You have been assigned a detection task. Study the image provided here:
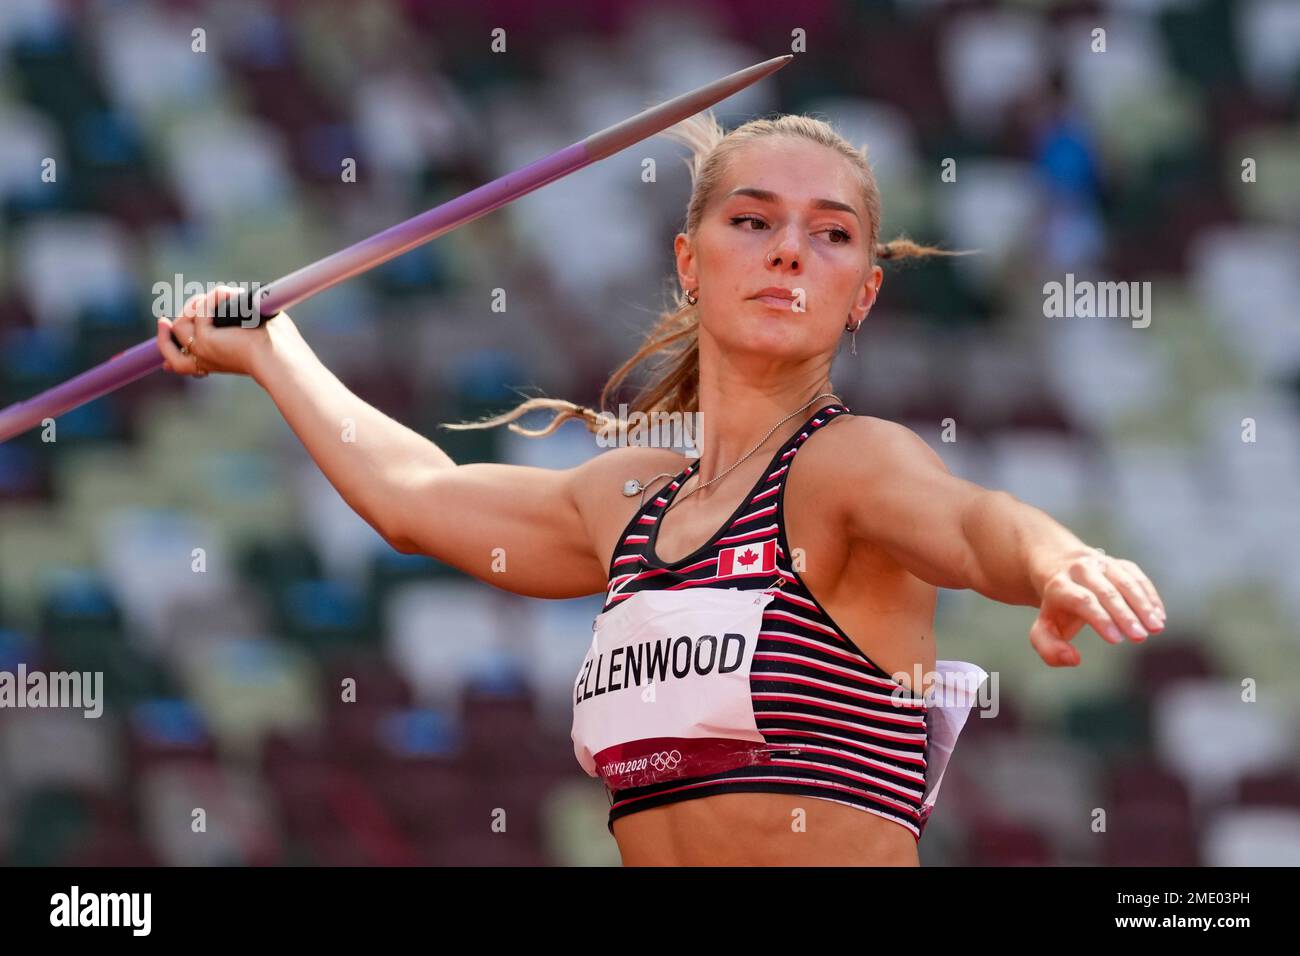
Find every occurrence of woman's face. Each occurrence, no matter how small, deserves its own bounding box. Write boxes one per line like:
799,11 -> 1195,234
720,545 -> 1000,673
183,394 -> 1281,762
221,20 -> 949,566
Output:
675,136 -> 882,361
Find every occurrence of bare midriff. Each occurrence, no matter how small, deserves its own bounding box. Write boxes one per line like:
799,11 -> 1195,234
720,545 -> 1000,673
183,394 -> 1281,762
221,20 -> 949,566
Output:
611,792 -> 920,866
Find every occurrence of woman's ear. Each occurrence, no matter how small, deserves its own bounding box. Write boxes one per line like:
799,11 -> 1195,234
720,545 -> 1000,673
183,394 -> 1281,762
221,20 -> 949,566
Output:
674,233 -> 697,291
854,263 -> 883,315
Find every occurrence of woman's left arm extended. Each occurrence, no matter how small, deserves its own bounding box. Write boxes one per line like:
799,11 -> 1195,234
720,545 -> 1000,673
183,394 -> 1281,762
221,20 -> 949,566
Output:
836,417 -> 1167,667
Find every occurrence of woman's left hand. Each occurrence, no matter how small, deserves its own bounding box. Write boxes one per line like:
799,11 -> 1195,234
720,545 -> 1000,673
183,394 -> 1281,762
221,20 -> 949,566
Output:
1029,550 -> 1167,667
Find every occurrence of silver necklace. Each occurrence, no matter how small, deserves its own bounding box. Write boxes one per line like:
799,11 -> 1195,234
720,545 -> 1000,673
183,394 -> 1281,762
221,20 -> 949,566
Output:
620,391 -> 842,510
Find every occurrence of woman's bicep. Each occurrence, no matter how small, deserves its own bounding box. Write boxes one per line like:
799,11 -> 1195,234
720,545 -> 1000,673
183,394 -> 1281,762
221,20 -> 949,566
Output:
388,461 -> 609,599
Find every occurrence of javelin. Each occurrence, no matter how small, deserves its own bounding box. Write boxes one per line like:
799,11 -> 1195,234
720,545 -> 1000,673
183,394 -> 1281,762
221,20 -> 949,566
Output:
0,54 -> 792,444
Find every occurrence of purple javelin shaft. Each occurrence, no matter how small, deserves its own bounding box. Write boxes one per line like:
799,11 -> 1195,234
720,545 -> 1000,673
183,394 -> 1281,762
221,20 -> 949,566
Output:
0,54 -> 792,443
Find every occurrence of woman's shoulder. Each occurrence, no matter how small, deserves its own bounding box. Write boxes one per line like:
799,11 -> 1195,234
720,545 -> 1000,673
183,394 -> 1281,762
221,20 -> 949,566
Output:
573,441 -> 694,492
803,412 -> 951,479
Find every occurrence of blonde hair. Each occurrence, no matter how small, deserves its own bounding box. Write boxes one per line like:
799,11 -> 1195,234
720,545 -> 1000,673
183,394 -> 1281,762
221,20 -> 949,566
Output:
443,111 -> 967,442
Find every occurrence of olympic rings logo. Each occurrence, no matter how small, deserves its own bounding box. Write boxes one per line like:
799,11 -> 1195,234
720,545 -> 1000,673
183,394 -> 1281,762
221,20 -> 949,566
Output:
649,750 -> 682,772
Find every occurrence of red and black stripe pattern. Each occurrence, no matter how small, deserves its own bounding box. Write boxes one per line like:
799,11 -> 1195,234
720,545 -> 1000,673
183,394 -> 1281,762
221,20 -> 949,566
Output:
599,403 -> 931,840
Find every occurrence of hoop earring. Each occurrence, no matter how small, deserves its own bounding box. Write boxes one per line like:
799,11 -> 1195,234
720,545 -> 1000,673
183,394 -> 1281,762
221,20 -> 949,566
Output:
685,288 -> 698,306
845,316 -> 861,356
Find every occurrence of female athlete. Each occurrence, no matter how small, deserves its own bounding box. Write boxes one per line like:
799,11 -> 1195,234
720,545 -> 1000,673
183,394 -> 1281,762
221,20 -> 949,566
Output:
156,112 -> 1166,866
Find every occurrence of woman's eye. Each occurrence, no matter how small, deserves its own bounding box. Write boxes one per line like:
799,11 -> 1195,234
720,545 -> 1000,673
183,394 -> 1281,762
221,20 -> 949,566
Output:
730,215 -> 851,244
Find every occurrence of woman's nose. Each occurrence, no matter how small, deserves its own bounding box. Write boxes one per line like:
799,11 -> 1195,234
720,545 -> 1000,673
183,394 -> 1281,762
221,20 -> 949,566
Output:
767,226 -> 805,270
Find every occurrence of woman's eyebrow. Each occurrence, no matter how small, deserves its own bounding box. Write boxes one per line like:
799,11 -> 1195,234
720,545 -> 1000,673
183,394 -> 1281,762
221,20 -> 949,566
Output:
725,186 -> 860,221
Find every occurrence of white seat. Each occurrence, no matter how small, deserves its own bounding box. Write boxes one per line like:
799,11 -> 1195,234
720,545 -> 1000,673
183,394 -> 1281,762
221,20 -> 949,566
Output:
799,99 -> 920,185
1153,681 -> 1294,808
1045,317 -> 1168,431
1108,447 -> 1209,540
0,503 -> 96,624
14,216 -> 137,332
1203,806 -> 1300,865
0,708 -> 115,795
94,507 -> 237,656
0,105 -> 60,201
0,0 -> 61,52
1198,389 -> 1300,587
1097,0 -> 1197,11
1189,226 -> 1300,377
1104,452 -> 1242,611
963,734 -> 1101,858
384,580 -> 506,707
1061,13 -> 1170,122
936,159 -> 1044,289
1228,124 -> 1300,223
941,10 -> 1049,135
986,431 -> 1093,521
1108,448 -> 1209,547
91,4 -> 224,119
162,110 -> 293,224
1278,560 -> 1300,622
499,126 -> 655,300
479,40 -> 662,300
1237,0 -> 1300,101
353,71 -> 467,179
139,762 -> 280,865
639,25 -> 778,129
154,581 -> 272,678
1198,389 -> 1300,501
174,636 -> 318,758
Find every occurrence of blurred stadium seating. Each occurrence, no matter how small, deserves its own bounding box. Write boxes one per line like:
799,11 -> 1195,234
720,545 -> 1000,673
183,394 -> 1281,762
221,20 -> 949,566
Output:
1,0 -> 1297,865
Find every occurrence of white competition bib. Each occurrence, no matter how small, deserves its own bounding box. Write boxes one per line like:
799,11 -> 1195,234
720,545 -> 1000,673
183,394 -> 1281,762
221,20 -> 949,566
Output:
571,586 -> 778,790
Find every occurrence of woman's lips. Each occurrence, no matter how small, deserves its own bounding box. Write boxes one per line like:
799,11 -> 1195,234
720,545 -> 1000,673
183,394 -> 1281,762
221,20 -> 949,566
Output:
753,294 -> 798,309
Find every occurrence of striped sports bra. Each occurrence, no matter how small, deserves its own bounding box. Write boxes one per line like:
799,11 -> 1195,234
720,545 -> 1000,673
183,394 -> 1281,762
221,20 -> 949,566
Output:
594,402 -> 934,841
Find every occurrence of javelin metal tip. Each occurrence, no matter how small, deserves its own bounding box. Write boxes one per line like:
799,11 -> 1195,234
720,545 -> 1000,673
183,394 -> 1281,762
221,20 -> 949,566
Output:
584,53 -> 796,160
